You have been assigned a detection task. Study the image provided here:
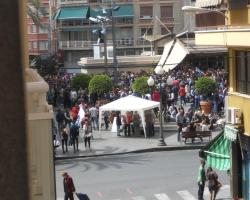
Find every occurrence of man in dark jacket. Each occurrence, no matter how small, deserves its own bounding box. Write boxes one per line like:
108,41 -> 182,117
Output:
70,121 -> 79,153
56,109 -> 65,138
62,172 -> 75,200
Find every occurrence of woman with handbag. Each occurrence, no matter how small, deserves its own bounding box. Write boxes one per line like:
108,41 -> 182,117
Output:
207,167 -> 222,200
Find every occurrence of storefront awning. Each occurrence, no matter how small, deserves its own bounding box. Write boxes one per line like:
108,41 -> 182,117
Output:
200,131 -> 231,171
156,39 -> 174,68
114,5 -> 134,17
90,5 -> 133,18
163,38 -> 189,72
55,7 -> 89,20
196,0 -> 223,7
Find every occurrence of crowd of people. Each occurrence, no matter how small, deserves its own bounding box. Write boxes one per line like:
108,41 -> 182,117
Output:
47,65 -> 228,153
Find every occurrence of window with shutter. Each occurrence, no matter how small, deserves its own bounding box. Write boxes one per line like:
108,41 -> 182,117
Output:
140,6 -> 153,19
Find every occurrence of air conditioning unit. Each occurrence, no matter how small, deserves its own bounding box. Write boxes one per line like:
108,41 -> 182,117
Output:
226,107 -> 241,124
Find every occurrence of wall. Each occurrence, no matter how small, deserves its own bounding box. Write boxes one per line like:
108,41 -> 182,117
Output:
0,0 -> 30,199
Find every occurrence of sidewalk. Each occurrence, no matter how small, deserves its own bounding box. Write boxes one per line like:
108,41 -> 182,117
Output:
55,123 -> 221,160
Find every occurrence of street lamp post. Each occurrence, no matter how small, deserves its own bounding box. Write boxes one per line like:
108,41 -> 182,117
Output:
111,0 -> 118,84
148,66 -> 167,146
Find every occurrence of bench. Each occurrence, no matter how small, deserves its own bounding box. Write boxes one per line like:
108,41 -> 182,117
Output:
182,131 -> 212,144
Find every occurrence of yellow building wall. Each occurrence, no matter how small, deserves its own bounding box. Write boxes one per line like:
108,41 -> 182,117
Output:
229,8 -> 248,25
228,48 -> 250,136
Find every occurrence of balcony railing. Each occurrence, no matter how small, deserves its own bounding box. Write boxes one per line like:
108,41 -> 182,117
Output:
59,0 -> 88,4
58,39 -> 151,49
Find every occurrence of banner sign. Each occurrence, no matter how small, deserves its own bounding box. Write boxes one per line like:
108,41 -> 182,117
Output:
224,125 -> 238,142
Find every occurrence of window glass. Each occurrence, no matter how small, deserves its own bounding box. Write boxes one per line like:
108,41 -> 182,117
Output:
33,41 -> 38,49
31,24 -> 37,33
141,28 -> 152,36
39,41 -> 48,50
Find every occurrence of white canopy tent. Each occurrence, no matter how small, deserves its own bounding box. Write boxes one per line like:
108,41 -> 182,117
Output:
99,95 -> 160,138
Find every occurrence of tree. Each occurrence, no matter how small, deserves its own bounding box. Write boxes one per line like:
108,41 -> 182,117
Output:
30,54 -> 58,76
132,76 -> 150,95
27,0 -> 48,28
88,75 -> 112,95
195,77 -> 217,100
71,74 -> 91,91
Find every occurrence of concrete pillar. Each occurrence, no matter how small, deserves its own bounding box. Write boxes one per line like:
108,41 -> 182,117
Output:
26,69 -> 55,200
0,0 -> 29,200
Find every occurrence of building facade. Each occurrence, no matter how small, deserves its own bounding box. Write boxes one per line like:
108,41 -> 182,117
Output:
54,0 -> 187,69
194,0 -> 250,199
27,0 -> 56,58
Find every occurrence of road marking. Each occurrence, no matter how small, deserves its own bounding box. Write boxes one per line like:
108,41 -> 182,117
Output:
132,196 -> 146,200
154,193 -> 171,200
127,188 -> 133,194
57,198 -> 64,200
97,191 -> 103,197
176,190 -> 197,200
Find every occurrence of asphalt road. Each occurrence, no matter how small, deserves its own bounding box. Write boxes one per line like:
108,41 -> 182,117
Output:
55,150 -> 230,200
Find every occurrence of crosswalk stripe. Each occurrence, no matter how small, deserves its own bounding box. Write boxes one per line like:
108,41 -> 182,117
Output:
154,193 -> 171,200
132,196 -> 146,200
176,190 -> 197,200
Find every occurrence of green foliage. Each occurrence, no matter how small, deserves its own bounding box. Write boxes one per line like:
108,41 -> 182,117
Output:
195,77 -> 217,98
88,74 -> 113,95
71,74 -> 91,90
132,76 -> 150,95
27,0 -> 48,28
30,54 -> 58,76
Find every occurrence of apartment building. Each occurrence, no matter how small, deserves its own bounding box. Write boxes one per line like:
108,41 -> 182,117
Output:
54,0 -> 186,69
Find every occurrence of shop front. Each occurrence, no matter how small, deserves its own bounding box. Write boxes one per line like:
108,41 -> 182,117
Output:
238,132 -> 250,200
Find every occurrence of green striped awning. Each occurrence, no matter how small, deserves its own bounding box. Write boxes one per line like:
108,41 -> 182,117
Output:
200,131 -> 231,171
55,7 -> 89,20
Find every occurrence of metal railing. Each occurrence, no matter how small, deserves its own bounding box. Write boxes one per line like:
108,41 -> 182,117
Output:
58,39 -> 151,49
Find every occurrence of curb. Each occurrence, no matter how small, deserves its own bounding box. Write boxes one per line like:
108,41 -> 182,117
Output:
55,144 -> 204,161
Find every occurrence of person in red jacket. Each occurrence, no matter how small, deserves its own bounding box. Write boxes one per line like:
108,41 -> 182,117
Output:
62,172 -> 75,200
152,89 -> 160,102
179,85 -> 186,105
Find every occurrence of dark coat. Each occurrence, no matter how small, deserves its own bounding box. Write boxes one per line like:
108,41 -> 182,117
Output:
70,124 -> 79,138
63,175 -> 75,193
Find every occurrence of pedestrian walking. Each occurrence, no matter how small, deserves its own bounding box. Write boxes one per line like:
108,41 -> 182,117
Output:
176,109 -> 185,142
83,119 -> 91,150
197,159 -> 206,200
62,172 -> 75,200
61,126 -> 69,153
103,111 -> 109,130
207,167 -> 222,200
89,104 -> 98,130
116,112 -> 122,136
70,121 -> 79,153
56,109 -> 65,138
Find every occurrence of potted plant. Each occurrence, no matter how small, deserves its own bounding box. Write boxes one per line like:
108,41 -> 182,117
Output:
195,77 -> 217,114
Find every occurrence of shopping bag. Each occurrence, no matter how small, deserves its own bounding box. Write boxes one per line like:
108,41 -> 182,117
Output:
75,192 -> 90,200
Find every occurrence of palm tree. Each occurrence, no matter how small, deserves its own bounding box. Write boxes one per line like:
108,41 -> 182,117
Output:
27,0 -> 47,28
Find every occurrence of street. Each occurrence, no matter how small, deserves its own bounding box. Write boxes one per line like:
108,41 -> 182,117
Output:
55,150 -> 230,200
